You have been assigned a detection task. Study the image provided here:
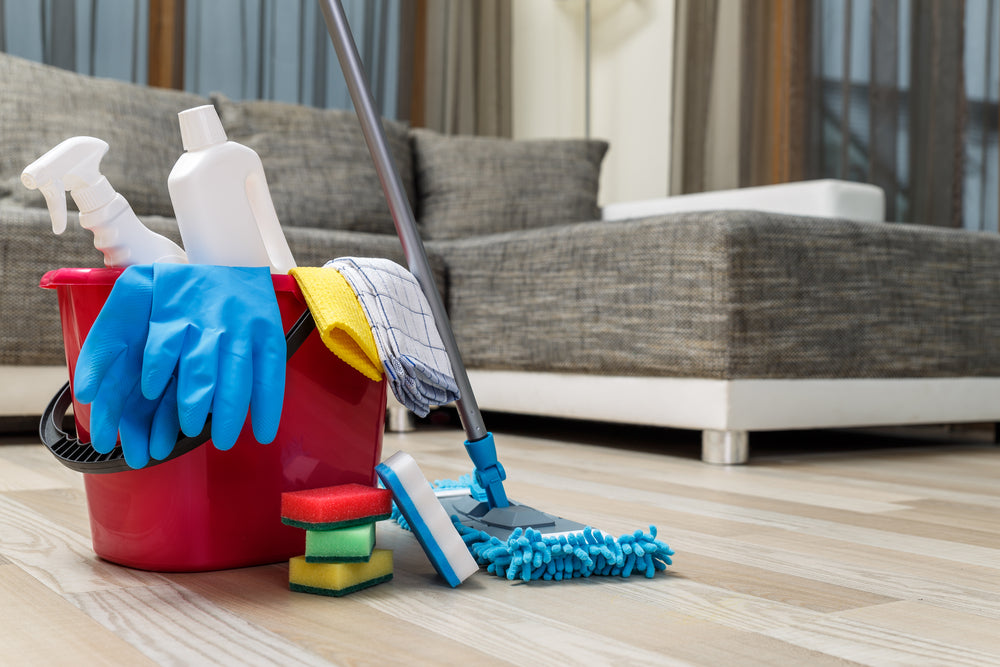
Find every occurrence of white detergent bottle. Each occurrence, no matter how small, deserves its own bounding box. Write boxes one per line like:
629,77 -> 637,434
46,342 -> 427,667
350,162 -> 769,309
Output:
21,136 -> 188,267
167,104 -> 296,274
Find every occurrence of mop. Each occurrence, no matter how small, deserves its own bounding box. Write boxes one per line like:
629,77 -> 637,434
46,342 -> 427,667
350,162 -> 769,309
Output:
318,0 -> 673,582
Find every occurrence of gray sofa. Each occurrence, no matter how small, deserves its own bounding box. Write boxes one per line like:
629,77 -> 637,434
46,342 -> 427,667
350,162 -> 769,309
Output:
4,52 -> 1000,463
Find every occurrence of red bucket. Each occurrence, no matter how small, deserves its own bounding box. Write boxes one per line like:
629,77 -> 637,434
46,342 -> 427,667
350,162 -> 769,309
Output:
40,267 -> 387,572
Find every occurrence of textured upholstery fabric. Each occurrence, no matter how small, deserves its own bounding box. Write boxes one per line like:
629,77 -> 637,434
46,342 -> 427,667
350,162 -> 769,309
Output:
412,128 -> 608,239
1,206 -> 107,367
0,52 -> 206,218
282,225 -> 448,298
3,204 -> 445,366
213,94 -> 414,235
439,210 -> 1000,379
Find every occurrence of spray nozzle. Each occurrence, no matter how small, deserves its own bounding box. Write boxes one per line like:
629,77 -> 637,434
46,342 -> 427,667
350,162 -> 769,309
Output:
21,136 -> 112,234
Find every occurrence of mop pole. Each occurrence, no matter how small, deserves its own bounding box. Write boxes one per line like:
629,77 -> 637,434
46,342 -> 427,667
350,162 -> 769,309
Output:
317,0 -> 490,449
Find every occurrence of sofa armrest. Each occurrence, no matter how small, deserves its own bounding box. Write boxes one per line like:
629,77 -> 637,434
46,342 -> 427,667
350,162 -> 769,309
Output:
601,179 -> 886,223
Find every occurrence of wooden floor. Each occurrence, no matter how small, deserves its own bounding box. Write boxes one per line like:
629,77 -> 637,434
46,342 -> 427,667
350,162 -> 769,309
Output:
2,417 -> 1000,666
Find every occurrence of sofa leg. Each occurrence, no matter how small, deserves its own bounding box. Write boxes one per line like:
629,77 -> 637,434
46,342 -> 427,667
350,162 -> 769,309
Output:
701,429 -> 749,465
385,398 -> 416,433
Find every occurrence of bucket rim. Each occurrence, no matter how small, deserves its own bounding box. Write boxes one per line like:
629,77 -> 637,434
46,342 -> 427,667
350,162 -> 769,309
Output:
40,266 -> 300,294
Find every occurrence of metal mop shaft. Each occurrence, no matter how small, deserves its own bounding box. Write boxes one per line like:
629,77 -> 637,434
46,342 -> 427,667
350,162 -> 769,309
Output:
318,0 -> 513,510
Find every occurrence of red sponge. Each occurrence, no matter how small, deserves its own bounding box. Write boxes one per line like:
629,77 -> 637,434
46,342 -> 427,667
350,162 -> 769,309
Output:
281,483 -> 392,530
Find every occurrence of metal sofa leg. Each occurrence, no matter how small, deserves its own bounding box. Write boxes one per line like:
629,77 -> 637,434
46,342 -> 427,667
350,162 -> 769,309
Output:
702,429 -> 749,465
385,396 -> 416,433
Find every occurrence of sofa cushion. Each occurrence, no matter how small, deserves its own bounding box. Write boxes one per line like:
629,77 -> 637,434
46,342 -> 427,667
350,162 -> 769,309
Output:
213,94 -> 414,236
0,52 -> 207,218
438,211 -> 1000,379
411,129 -> 608,240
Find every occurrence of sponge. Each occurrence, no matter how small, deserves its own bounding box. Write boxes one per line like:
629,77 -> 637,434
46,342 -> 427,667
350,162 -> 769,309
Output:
289,550 -> 393,597
376,451 -> 479,587
281,483 -> 392,530
305,523 -> 376,563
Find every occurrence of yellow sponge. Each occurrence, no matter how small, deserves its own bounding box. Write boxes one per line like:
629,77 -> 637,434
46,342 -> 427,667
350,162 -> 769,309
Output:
289,549 -> 393,597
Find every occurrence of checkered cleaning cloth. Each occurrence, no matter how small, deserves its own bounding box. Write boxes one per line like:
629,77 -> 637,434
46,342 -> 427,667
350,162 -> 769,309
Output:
326,257 -> 460,416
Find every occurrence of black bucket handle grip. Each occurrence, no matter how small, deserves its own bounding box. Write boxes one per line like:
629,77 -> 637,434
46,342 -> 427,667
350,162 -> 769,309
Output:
39,309 -> 316,474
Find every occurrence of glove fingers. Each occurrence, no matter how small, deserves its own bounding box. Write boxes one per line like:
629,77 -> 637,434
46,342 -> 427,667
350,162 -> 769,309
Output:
149,377 -> 181,461
74,341 -> 124,405
210,339 -> 253,451
142,323 -> 186,401
177,329 -> 221,437
74,266 -> 154,403
86,351 -> 133,454
117,392 -> 156,469
249,328 -> 286,445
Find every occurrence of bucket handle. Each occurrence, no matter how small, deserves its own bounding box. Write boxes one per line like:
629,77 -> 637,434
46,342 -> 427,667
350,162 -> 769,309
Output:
39,309 -> 317,474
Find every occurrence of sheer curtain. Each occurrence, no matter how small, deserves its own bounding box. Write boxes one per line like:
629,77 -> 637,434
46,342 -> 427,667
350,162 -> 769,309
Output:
2,0 -> 515,131
0,0 -> 149,84
184,0 -> 409,119
670,0 -> 998,230
0,0 -> 412,120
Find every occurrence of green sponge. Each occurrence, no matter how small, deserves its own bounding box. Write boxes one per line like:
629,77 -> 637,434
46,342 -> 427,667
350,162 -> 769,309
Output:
305,523 -> 376,563
289,550 -> 393,597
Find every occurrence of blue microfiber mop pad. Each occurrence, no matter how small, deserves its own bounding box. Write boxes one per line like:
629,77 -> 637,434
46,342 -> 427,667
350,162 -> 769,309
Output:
454,521 -> 674,582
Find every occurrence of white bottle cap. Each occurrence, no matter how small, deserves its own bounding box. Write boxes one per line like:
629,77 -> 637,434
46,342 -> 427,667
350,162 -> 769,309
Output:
71,176 -> 116,213
178,105 -> 228,151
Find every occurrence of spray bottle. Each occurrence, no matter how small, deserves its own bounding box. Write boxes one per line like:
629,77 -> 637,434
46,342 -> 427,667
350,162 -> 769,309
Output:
167,105 -> 296,274
21,136 -> 188,267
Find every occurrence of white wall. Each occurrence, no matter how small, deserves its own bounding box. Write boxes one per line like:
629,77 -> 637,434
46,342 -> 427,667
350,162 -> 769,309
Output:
511,0 -> 674,206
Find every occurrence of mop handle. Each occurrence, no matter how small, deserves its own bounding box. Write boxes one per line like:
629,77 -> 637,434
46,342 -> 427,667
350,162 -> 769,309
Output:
318,0 -> 488,444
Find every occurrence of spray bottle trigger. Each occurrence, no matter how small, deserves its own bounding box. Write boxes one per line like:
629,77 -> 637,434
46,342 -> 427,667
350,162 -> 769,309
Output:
39,180 -> 68,234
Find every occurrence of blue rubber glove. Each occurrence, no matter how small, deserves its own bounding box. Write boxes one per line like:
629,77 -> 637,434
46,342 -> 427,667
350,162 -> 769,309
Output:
73,265 -> 182,469
140,263 -> 286,450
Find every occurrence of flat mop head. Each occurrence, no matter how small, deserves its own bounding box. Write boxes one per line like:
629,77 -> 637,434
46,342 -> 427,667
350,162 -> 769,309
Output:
421,474 -> 674,583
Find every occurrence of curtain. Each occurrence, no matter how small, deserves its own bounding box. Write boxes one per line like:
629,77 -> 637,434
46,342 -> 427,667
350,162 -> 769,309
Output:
671,0 -> 998,230
418,0 -> 512,137
671,1 -> 814,194
184,0 -> 409,120
0,0 -> 413,121
0,0 -> 148,84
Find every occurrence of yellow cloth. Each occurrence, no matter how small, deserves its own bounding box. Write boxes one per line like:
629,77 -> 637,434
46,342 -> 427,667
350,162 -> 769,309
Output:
289,267 -> 383,382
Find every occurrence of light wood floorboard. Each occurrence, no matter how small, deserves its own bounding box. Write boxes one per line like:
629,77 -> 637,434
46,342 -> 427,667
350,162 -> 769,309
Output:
2,423 -> 1000,665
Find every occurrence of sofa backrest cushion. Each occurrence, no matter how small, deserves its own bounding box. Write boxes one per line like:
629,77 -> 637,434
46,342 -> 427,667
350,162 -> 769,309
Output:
0,52 -> 207,219
411,128 -> 608,240
213,94 -> 415,236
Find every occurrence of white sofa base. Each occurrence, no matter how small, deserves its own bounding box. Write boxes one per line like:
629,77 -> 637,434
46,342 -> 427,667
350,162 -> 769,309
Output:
0,365 -> 68,419
461,370 -> 1000,463
12,364 -> 997,464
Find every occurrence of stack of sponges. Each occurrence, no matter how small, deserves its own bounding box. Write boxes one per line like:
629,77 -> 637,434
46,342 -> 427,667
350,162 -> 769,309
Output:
282,483 -> 394,597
